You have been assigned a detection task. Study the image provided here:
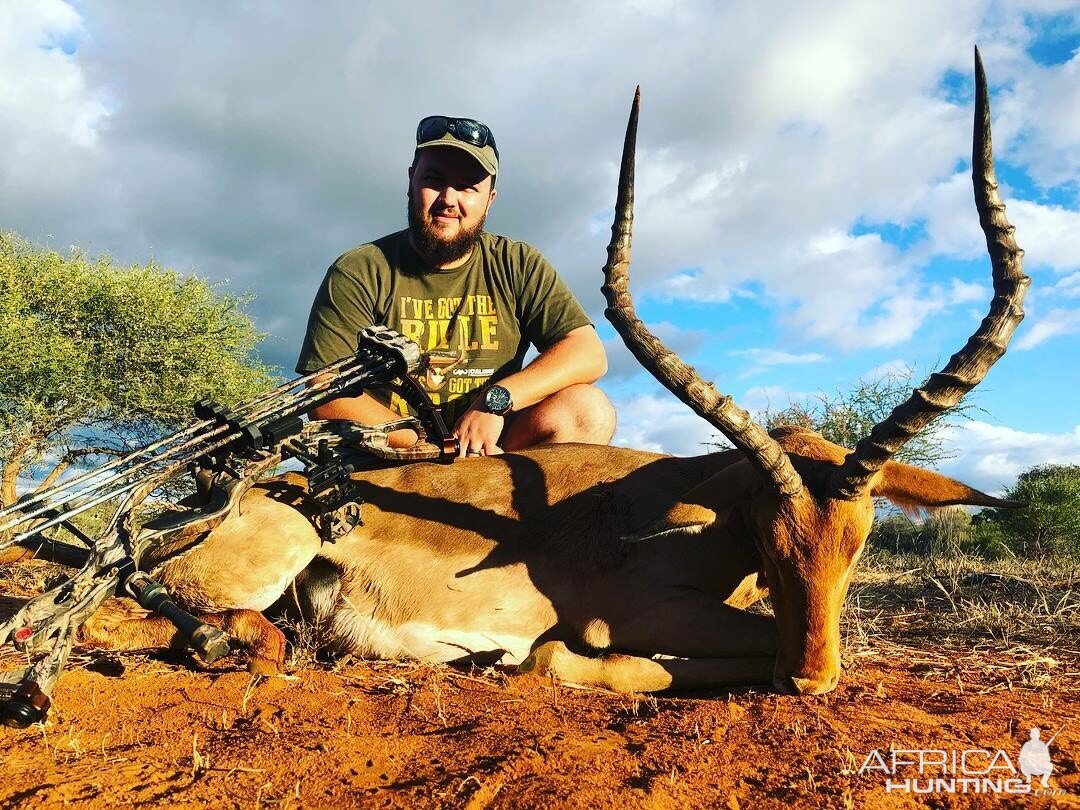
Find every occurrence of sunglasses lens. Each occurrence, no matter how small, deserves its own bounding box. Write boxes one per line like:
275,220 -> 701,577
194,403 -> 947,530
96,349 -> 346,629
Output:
416,116 -> 450,144
453,119 -> 486,144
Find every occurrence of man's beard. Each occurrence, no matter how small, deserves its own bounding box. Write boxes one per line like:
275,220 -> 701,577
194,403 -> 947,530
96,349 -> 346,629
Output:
407,194 -> 487,266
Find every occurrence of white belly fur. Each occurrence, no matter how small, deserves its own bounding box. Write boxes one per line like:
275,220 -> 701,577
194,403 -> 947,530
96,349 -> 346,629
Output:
318,534 -> 558,665
327,612 -> 538,664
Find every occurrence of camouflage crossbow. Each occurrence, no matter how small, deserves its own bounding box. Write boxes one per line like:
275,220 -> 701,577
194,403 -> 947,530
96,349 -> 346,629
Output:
0,326 -> 457,727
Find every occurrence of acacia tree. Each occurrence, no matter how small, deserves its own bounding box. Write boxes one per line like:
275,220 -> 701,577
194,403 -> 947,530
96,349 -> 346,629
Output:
756,366 -> 967,468
976,464 -> 1080,558
0,232 -> 275,507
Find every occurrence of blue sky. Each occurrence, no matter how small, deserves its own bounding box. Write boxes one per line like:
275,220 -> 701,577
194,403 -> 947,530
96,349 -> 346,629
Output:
1,1 -> 1079,494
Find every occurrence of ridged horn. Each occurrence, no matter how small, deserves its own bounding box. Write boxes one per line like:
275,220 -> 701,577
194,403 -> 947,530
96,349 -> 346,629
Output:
601,88 -> 804,498
831,47 -> 1030,500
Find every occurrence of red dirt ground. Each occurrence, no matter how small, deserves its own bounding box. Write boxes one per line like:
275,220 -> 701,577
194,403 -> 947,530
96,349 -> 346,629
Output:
0,645 -> 1076,808
1,555 -> 1078,809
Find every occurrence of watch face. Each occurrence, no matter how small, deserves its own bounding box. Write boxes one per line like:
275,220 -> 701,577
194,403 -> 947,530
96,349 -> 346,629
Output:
484,385 -> 512,415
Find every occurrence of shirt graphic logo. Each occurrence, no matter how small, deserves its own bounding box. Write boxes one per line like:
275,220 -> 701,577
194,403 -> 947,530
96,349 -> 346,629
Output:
420,349 -> 467,391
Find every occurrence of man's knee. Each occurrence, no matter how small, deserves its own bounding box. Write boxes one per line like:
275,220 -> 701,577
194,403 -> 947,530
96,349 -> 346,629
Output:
508,384 -> 615,448
558,384 -> 616,442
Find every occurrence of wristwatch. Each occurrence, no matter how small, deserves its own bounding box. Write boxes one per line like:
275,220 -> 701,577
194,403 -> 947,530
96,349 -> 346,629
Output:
481,384 -> 513,416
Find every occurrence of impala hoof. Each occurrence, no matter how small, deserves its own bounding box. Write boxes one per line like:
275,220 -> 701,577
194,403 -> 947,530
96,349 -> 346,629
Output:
248,656 -> 283,677
518,641 -> 569,676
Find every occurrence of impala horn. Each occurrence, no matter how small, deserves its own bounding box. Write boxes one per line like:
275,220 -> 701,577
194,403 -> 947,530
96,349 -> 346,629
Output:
601,87 -> 804,498
830,47 -> 1030,500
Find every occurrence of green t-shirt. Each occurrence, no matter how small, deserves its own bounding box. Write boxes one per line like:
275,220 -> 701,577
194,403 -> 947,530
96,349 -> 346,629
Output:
295,230 -> 592,425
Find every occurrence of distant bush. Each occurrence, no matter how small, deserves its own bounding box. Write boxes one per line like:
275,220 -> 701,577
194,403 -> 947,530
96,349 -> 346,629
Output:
869,506 -> 992,558
868,513 -> 926,555
1,231 -> 275,509
925,507 -> 971,556
758,365 -> 965,468
966,520 -> 1012,561
976,465 -> 1080,560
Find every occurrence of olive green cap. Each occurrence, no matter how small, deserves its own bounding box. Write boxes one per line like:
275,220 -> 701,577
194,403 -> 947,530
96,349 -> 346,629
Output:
416,132 -> 499,178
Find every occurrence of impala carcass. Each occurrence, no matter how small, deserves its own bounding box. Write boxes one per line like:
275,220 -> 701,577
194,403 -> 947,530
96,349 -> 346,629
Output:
77,51 -> 1026,696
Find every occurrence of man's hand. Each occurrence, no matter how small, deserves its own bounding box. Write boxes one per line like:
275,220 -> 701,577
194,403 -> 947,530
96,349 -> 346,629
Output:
455,408 -> 505,457
489,326 -> 606,411
451,326 -> 607,457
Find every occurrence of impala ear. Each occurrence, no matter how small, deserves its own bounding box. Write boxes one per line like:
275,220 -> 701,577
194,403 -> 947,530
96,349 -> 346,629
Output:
871,461 -> 1022,515
622,502 -> 716,543
622,459 -> 765,542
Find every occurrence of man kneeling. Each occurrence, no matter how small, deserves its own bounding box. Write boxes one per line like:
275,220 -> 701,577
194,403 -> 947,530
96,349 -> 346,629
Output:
295,114 -> 613,455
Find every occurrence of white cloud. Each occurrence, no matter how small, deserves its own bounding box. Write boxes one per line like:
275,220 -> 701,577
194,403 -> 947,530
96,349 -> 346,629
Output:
656,269 -> 734,303
862,359 -> 916,380
730,347 -> 828,378
0,1 -> 108,148
949,279 -> 989,304
1050,271 -> 1080,298
603,321 -> 706,380
0,1 -> 1073,373
937,420 -> 1080,494
905,176 -> 1080,282
0,0 -> 110,218
741,385 -> 820,415
1008,200 -> 1080,274
1004,50 -> 1080,189
611,393 -> 717,456
730,348 -> 827,366
1015,307 -> 1080,349
920,171 -> 989,261
776,231 -> 913,349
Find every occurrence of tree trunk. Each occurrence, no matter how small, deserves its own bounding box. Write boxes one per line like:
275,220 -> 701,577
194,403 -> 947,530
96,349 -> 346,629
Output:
1,458 -> 21,509
1,438 -> 35,509
35,460 -> 72,494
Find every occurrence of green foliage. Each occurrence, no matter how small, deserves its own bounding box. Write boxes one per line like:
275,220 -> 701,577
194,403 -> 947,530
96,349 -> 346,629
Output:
758,365 -> 965,467
0,231 -> 275,505
977,465 -> 1080,559
868,513 -> 926,554
966,520 -> 1012,561
869,507 -> 985,557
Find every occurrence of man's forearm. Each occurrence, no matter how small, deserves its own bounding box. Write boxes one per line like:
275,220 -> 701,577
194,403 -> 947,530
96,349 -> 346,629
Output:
497,326 -> 607,410
310,392 -> 418,448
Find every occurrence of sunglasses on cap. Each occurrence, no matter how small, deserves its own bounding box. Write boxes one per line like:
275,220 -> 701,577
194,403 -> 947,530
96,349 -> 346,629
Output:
416,116 -> 500,161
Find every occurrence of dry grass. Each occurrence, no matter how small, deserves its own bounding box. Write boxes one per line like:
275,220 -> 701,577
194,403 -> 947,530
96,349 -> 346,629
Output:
278,616 -> 323,670
841,550 -> 1080,692
0,556 -> 73,600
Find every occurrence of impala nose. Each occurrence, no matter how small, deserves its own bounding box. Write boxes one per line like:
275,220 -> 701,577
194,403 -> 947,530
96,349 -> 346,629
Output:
775,673 -> 838,696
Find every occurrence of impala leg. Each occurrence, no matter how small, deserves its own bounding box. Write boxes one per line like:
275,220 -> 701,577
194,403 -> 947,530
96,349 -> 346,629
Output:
607,592 -> 778,658
518,594 -> 778,693
519,641 -> 773,693
207,609 -> 287,676
79,598 -> 286,675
